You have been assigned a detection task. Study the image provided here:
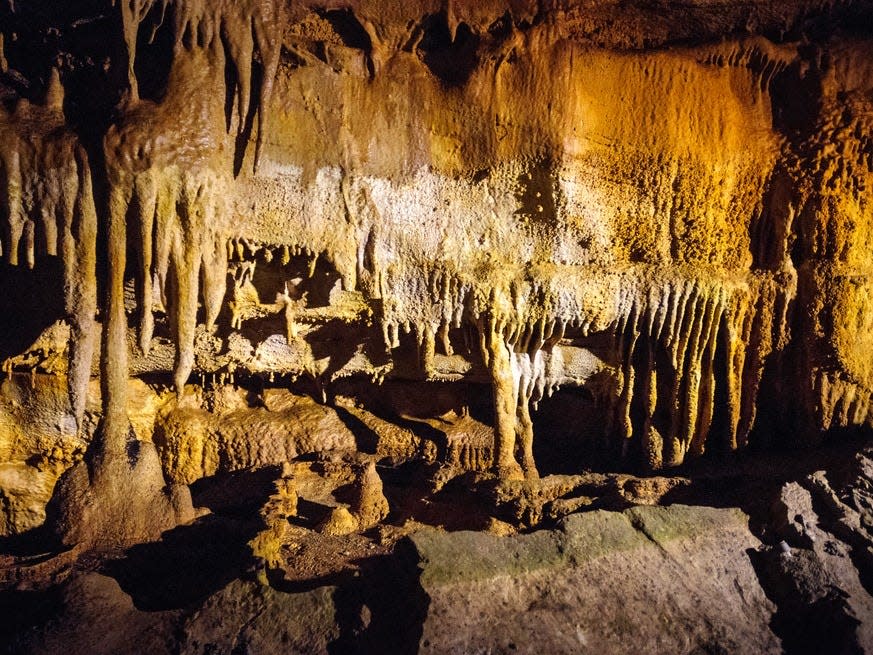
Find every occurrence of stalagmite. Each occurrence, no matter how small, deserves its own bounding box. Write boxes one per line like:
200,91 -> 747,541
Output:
45,138 -> 196,550
482,317 -> 524,480
62,145 -> 99,430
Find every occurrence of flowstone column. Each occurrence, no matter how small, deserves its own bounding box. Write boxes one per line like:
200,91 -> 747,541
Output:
46,173 -> 195,550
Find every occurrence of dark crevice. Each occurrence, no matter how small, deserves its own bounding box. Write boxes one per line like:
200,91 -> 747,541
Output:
333,404 -> 381,454
0,257 -> 64,360
232,53 -> 262,177
317,9 -> 372,52
132,3 -> 174,102
416,13 -> 479,88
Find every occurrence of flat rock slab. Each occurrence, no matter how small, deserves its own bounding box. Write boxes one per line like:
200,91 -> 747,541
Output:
409,504 -> 780,655
178,579 -> 339,655
9,574 -> 340,655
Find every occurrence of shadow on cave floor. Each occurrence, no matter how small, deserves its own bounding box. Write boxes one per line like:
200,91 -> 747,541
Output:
94,467 -> 308,612
657,432 -> 873,539
100,514 -> 259,612
0,584 -> 64,654
0,526 -> 60,559
329,541 -> 429,655
190,465 -> 284,518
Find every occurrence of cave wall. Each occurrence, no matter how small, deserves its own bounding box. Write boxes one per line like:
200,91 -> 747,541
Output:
1,0 -> 873,532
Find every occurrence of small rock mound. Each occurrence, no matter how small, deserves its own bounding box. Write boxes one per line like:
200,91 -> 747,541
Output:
317,460 -> 389,535
46,441 -> 195,550
351,461 -> 390,530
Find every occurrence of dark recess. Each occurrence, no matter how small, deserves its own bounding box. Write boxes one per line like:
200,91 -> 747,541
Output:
417,13 -> 480,88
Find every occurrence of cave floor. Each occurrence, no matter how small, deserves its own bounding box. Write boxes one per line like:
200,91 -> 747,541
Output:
2,437 -> 873,654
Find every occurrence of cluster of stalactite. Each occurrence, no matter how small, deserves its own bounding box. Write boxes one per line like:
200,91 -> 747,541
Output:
0,0 -> 286,456
0,0 -> 849,485
472,273 -> 793,476
697,39 -> 793,92
0,71 -> 97,430
814,370 -> 873,432
103,0 -> 293,435
106,162 -> 230,394
115,0 -> 285,170
369,260 -> 796,476
604,273 -> 795,469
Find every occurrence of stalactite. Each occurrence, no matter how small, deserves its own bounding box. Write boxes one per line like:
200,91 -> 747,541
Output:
132,171 -> 157,354
115,0 -> 286,172
63,147 -> 98,430
640,337 -> 662,468
599,272 -> 795,470
0,72 -> 97,430
113,0 -> 165,102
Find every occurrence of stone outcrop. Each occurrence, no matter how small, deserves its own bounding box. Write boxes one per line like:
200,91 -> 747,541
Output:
10,500 -> 870,655
411,505 -> 781,654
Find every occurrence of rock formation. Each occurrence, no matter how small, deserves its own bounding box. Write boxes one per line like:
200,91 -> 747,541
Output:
1,0 -> 873,651
2,0 -> 871,495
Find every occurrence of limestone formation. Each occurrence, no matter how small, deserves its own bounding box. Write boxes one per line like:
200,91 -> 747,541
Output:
318,506 -> 359,537
349,460 -> 390,530
0,4 -> 872,649
4,2 -> 857,499
248,463 -> 298,580
316,461 -> 389,536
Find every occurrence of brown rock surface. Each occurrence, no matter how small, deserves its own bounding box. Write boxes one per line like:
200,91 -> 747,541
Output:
2,444 -> 873,652
411,505 -> 781,654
